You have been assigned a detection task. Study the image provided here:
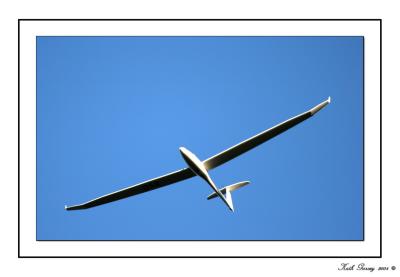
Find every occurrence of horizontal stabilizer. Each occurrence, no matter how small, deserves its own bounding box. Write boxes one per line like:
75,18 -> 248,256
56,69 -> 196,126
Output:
207,181 -> 250,200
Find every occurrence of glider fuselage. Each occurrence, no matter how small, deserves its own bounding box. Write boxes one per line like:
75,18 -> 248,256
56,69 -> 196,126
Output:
179,147 -> 234,211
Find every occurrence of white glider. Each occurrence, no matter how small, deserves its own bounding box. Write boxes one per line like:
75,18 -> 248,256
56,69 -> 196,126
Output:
66,97 -> 331,212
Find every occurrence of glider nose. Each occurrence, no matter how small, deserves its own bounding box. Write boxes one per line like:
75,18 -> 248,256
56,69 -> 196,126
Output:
179,146 -> 193,167
179,147 -> 188,158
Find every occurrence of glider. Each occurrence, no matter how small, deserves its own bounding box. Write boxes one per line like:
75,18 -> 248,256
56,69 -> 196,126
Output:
65,97 -> 331,212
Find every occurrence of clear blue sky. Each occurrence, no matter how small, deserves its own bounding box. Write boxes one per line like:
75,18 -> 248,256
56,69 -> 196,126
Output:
37,36 -> 363,240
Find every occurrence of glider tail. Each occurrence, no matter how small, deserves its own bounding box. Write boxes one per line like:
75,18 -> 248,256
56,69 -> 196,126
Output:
207,181 -> 250,211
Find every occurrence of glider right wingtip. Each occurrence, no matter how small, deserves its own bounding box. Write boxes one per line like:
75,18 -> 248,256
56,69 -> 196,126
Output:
65,204 -> 85,211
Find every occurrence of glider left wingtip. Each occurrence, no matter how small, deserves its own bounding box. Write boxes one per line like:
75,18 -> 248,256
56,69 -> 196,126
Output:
310,97 -> 331,115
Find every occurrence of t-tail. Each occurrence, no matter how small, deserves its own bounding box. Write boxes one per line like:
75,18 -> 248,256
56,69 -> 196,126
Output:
207,181 -> 250,212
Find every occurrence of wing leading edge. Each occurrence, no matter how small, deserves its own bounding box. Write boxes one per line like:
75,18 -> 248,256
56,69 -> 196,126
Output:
65,97 -> 330,210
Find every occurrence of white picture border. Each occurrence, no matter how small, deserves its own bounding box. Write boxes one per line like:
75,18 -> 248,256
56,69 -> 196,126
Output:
19,20 -> 381,257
